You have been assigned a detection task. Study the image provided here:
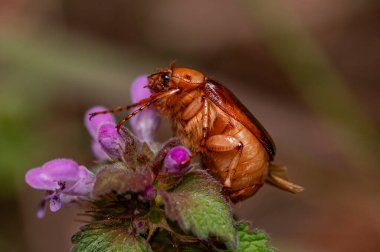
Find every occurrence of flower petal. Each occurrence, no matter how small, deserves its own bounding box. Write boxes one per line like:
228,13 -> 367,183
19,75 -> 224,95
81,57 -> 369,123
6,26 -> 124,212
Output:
36,198 -> 47,219
25,167 -> 59,190
98,123 -> 126,160
64,166 -> 95,196
49,194 -> 62,212
25,159 -> 80,190
129,75 -> 161,142
59,194 -> 79,207
130,75 -> 151,103
85,106 -> 116,139
91,141 -> 109,161
41,159 -> 80,181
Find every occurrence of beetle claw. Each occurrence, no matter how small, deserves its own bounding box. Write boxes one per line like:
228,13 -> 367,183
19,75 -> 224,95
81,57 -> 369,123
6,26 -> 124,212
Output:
89,113 -> 96,120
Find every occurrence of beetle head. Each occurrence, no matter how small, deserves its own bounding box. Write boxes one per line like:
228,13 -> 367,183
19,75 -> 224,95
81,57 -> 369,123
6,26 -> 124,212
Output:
148,67 -> 205,93
147,69 -> 173,93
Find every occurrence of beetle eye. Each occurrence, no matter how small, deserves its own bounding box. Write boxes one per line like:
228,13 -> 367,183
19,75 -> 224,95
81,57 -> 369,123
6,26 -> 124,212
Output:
162,73 -> 170,86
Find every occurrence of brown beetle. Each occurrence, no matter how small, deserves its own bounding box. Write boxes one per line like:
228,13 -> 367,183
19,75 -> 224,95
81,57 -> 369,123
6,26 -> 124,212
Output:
91,64 -> 303,202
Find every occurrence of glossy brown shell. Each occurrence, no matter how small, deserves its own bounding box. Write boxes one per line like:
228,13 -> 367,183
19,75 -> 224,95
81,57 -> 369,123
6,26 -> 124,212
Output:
203,79 -> 276,160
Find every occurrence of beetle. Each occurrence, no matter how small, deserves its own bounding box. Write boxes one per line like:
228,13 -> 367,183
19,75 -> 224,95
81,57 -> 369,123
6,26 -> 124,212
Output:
90,64 -> 303,202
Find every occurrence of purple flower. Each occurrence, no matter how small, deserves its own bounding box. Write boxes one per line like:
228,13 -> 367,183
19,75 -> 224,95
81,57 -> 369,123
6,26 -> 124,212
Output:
97,123 -> 126,160
164,146 -> 192,175
85,106 -> 129,161
91,141 -> 110,161
129,75 -> 161,142
85,106 -> 116,139
85,106 -> 116,160
25,159 -> 94,218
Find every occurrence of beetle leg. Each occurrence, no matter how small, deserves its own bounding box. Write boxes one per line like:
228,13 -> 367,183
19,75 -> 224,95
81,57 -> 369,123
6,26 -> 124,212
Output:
115,89 -> 180,131
266,164 -> 304,193
116,101 -> 154,129
181,96 -> 203,120
89,101 -> 149,120
202,96 -> 209,142
204,135 -> 243,187
181,95 -> 209,147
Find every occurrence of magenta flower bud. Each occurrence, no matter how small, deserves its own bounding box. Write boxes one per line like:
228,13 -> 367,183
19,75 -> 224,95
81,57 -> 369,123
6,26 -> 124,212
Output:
129,75 -> 161,142
164,146 -> 192,175
84,106 -> 116,139
133,220 -> 146,230
97,123 -> 126,160
25,159 -> 95,217
141,185 -> 156,201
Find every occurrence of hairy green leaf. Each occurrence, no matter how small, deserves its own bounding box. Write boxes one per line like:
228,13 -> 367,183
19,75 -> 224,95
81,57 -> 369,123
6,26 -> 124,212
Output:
234,222 -> 275,252
71,223 -> 152,252
93,163 -> 151,196
160,170 -> 236,247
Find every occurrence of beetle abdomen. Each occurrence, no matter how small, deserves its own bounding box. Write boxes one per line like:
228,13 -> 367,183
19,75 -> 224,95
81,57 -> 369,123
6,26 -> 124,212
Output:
202,117 -> 270,192
172,101 -> 270,194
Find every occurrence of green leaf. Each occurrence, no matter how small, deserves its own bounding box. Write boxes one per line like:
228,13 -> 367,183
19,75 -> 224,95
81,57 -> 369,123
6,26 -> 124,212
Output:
149,231 -> 177,252
71,223 -> 152,252
233,222 -> 275,252
93,162 -> 151,196
160,170 -> 236,247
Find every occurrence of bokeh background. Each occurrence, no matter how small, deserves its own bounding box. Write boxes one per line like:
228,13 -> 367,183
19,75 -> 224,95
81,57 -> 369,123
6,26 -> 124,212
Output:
1,1 -> 379,251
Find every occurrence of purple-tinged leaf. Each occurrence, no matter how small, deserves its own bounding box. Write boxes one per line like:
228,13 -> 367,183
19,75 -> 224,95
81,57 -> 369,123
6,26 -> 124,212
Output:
93,163 -> 152,196
160,170 -> 236,248
72,222 -> 152,252
140,185 -> 156,201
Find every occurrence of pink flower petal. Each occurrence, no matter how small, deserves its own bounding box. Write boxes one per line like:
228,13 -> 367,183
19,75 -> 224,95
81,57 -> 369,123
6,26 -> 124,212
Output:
41,159 -> 80,181
25,167 -> 59,190
91,141 -> 109,161
130,75 -> 151,103
64,166 -> 95,196
85,106 -> 116,139
98,123 -> 125,160
129,75 -> 161,142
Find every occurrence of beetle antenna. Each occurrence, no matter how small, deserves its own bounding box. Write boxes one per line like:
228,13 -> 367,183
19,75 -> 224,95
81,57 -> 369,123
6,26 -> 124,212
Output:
170,60 -> 176,71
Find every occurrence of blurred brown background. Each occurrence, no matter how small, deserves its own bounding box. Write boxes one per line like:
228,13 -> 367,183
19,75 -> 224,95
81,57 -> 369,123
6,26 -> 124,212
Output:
0,0 -> 379,251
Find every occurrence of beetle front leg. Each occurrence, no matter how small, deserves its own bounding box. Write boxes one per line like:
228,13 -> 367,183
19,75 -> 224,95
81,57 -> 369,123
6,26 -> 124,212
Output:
201,96 -> 209,143
181,95 -> 209,146
204,135 -> 243,188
